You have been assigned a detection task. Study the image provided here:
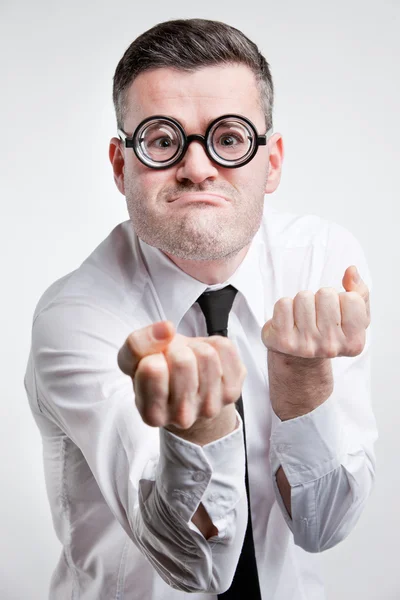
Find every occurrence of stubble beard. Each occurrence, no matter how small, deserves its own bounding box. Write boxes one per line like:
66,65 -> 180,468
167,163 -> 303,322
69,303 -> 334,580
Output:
124,179 -> 265,261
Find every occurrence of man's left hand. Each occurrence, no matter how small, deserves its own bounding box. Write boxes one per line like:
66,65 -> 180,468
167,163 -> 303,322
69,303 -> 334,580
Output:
261,265 -> 370,360
261,265 -> 371,421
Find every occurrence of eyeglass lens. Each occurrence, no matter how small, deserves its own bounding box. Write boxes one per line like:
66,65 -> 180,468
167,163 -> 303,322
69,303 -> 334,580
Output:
138,118 -> 254,164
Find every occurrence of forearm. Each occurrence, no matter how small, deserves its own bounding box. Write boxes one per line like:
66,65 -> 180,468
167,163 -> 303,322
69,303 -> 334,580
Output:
268,350 -> 333,518
267,350 -> 333,421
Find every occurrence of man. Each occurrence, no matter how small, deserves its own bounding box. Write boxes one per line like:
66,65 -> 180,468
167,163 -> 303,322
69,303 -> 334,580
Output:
24,18 -> 377,600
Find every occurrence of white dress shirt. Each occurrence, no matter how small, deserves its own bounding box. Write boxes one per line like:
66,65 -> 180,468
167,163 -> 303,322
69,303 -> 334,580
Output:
24,201 -> 378,600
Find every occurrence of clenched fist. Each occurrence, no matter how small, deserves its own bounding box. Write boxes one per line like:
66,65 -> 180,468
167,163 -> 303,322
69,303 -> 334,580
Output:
117,320 -> 246,441
261,266 -> 370,359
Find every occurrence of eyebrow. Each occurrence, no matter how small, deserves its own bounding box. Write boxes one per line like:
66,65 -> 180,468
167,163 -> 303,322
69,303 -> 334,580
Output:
140,114 -> 206,130
137,113 -> 248,132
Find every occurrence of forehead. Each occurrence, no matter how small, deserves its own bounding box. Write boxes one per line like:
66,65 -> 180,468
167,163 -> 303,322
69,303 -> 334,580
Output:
124,64 -> 265,130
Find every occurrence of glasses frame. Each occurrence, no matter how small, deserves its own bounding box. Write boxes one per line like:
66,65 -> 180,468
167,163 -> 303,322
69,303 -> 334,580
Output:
118,114 -> 272,170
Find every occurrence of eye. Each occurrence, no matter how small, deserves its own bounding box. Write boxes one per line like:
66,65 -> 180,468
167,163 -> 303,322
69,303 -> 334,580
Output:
143,133 -> 179,157
218,134 -> 243,147
151,137 -> 173,148
140,122 -> 180,154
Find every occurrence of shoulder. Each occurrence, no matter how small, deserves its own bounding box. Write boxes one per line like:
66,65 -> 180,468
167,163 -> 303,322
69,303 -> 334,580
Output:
30,220 -> 151,351
260,203 -> 333,249
258,204 -> 370,293
260,203 -> 366,254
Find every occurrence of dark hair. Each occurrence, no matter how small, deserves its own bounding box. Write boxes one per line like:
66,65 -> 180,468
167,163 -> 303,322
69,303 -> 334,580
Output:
112,18 -> 274,131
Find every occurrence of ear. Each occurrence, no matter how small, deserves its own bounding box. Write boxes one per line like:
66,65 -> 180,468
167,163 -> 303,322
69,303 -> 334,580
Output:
109,137 -> 125,195
264,133 -> 284,194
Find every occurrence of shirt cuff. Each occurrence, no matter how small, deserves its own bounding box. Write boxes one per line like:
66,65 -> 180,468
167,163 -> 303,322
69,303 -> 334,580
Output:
269,393 -> 344,486
157,411 -> 245,526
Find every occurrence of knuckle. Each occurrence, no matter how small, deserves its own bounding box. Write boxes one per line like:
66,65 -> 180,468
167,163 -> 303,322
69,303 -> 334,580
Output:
276,296 -> 292,308
281,338 -> 297,355
172,349 -> 195,371
223,385 -> 242,404
316,287 -> 337,297
202,407 -> 219,419
141,405 -> 166,428
140,412 -> 154,427
199,397 -> 219,419
196,343 -> 223,375
137,354 -> 165,377
211,336 -> 233,352
350,335 -> 365,356
295,290 -> 314,301
320,341 -> 339,358
171,403 -> 196,429
194,342 -> 217,360
299,344 -> 316,358
228,343 -> 243,364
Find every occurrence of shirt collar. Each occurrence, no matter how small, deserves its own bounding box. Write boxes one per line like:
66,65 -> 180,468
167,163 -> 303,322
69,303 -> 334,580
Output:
138,227 -> 266,331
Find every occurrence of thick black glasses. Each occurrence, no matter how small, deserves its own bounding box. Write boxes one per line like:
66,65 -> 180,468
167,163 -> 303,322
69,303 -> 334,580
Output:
118,114 -> 271,169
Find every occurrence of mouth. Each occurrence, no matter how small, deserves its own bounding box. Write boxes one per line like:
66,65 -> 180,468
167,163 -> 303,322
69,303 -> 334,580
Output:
168,193 -> 229,204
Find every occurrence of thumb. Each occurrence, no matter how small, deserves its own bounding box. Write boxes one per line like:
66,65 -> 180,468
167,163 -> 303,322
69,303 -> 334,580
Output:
152,321 -> 174,341
117,320 -> 175,377
343,265 -> 364,291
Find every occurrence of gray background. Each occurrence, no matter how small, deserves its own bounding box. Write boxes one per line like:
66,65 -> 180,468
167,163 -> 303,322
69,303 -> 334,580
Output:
1,0 -> 399,598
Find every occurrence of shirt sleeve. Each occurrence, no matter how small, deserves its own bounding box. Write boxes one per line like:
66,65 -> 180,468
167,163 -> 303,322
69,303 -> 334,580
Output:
269,221 -> 378,552
28,301 -> 247,594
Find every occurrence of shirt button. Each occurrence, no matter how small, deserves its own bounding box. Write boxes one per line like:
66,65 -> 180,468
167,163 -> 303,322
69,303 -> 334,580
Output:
277,443 -> 290,452
192,471 -> 206,482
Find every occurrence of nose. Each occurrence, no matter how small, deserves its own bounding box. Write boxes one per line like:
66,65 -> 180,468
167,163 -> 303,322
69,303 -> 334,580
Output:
175,140 -> 219,184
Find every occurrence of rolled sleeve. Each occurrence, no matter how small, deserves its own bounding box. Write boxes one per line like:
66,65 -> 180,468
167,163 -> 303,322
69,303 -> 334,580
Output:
159,412 -> 246,539
270,397 -> 349,552
270,393 -> 343,486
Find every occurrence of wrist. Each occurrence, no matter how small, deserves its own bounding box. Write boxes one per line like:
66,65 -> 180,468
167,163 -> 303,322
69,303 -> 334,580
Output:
268,350 -> 333,421
165,404 -> 238,446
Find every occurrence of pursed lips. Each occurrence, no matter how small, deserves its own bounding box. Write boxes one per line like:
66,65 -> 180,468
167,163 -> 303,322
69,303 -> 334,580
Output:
168,193 -> 229,203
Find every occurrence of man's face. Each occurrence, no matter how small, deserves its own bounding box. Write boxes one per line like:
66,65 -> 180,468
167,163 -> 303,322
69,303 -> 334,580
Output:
110,63 -> 283,262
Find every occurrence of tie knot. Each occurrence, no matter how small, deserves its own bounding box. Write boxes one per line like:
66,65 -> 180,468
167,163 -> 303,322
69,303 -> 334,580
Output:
196,285 -> 238,337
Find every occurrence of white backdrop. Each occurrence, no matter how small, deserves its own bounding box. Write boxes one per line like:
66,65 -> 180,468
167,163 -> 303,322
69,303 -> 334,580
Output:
1,1 -> 399,598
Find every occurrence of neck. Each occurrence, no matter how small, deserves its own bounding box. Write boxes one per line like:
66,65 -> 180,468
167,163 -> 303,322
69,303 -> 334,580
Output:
162,243 -> 251,285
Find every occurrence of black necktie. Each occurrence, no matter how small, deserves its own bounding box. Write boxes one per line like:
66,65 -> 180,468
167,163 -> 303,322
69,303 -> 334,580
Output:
196,285 -> 262,600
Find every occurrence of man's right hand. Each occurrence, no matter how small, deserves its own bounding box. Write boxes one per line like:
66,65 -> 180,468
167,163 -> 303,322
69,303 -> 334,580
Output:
117,320 -> 246,445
